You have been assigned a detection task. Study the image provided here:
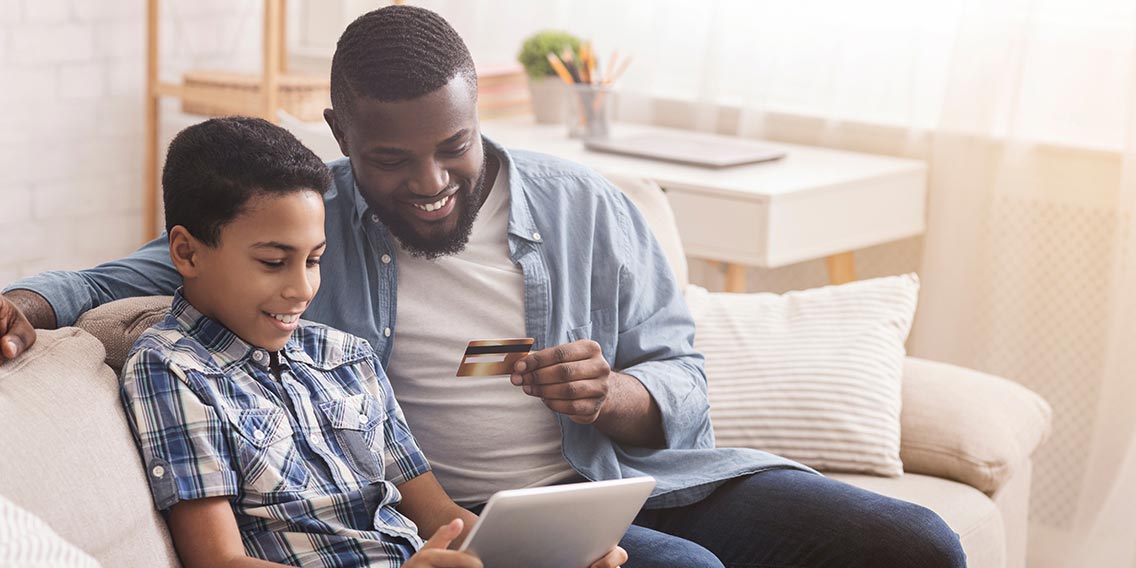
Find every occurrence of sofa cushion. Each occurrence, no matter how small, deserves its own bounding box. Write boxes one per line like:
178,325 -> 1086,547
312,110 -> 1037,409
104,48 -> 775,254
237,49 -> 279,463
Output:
899,357 -> 1052,495
686,274 -> 919,476
830,472 -> 1005,568
0,328 -> 180,567
76,296 -> 172,374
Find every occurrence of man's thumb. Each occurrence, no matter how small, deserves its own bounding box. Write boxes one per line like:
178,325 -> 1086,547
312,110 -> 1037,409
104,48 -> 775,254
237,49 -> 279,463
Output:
421,518 -> 463,551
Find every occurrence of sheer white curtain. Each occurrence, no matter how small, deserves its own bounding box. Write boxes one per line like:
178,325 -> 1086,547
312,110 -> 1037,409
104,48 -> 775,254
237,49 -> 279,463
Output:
336,0 -> 1136,564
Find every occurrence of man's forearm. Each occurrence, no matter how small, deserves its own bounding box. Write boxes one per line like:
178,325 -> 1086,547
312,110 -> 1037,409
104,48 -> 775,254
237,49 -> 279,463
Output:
594,372 -> 665,448
3,290 -> 57,329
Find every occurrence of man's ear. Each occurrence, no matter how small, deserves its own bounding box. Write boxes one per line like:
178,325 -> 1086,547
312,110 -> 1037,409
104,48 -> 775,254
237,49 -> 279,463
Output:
323,108 -> 350,158
168,226 -> 204,279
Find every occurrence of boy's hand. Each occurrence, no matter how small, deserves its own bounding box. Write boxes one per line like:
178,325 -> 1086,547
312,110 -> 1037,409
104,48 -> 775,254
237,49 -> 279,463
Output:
510,339 -> 613,424
590,546 -> 629,568
404,519 -> 483,568
0,294 -> 36,364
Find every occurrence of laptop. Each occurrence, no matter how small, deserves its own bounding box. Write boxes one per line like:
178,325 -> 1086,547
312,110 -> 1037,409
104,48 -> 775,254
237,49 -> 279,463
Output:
459,477 -> 656,568
584,131 -> 786,168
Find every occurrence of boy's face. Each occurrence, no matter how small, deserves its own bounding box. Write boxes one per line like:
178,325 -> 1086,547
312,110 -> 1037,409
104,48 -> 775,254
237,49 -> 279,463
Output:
182,190 -> 327,352
325,74 -> 491,259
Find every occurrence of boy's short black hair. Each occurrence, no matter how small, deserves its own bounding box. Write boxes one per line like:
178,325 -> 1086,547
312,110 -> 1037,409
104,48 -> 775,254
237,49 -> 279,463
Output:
162,116 -> 332,246
330,5 -> 477,116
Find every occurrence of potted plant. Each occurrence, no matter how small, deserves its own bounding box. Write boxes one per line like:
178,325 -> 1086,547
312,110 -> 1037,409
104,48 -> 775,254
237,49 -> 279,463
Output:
517,30 -> 580,123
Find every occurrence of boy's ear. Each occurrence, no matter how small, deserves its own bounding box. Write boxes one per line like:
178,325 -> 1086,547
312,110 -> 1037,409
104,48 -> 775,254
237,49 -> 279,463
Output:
168,226 -> 203,279
323,108 -> 350,158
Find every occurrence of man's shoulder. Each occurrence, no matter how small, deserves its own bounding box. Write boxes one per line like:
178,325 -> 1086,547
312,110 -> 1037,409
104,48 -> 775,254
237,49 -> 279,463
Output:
506,148 -> 629,213
288,322 -> 375,371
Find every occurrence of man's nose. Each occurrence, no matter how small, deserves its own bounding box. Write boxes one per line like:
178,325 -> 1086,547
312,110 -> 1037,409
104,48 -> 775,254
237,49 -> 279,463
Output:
407,159 -> 450,197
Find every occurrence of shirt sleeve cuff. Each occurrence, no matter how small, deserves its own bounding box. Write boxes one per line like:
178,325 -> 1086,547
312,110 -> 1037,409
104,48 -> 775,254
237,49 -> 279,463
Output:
622,359 -> 715,451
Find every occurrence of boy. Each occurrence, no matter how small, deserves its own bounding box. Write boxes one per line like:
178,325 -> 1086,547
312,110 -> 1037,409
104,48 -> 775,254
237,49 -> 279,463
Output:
119,117 -> 626,568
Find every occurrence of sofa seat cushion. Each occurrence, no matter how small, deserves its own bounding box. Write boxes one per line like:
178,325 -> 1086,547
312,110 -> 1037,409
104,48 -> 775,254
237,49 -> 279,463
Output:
829,472 -> 1005,568
0,328 -> 180,567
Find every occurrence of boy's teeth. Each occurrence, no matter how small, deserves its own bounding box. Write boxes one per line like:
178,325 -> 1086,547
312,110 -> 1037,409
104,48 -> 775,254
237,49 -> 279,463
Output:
414,195 -> 450,212
270,313 -> 298,323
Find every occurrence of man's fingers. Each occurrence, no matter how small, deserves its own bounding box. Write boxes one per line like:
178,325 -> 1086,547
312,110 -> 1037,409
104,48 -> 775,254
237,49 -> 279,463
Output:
514,340 -> 600,374
520,357 -> 610,388
541,396 -> 605,420
1,335 -> 25,360
526,377 -> 607,400
421,518 -> 463,551
0,299 -> 36,362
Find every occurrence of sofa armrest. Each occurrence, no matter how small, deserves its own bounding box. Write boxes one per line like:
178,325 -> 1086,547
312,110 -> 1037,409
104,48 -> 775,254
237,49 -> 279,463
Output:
899,356 -> 1052,495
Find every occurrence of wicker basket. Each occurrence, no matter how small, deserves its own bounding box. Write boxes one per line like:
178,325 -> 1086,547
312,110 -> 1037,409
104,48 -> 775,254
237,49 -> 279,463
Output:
181,70 -> 331,122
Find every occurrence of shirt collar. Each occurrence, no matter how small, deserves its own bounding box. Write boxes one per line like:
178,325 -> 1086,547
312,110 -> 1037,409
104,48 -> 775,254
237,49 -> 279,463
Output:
170,288 -> 299,371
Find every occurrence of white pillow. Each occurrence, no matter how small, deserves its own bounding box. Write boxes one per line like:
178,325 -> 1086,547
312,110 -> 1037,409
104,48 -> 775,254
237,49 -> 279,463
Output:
0,495 -> 100,567
686,274 -> 919,476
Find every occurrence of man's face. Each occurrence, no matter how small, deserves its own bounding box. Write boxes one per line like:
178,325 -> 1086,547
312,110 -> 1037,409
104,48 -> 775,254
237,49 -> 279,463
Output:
327,75 -> 489,259
185,190 -> 327,352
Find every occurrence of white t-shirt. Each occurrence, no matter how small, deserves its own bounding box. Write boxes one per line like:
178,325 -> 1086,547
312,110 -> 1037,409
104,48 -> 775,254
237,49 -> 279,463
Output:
385,165 -> 577,506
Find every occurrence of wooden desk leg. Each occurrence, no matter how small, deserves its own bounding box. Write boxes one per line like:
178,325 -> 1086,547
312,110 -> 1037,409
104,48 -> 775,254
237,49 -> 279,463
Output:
725,263 -> 747,293
825,252 -> 856,285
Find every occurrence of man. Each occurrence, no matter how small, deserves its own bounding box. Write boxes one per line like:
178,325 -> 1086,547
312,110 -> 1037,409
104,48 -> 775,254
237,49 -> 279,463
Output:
1,6 -> 965,567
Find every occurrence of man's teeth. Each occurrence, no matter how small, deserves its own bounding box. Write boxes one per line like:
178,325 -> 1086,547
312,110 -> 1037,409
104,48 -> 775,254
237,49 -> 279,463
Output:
414,194 -> 452,212
270,313 -> 299,323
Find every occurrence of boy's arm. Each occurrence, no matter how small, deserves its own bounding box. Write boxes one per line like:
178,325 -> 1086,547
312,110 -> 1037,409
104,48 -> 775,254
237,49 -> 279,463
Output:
396,472 -> 478,548
167,497 -> 286,568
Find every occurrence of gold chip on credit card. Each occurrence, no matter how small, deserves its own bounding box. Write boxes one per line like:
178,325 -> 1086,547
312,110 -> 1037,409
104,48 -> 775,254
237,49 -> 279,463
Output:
456,338 -> 535,377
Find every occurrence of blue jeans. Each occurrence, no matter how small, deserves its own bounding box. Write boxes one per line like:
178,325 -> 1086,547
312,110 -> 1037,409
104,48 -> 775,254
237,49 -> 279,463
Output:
620,469 -> 966,568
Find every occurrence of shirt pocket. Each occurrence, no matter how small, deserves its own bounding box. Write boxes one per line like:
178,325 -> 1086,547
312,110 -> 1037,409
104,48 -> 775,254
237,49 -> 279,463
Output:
225,407 -> 310,495
318,393 -> 387,480
567,308 -> 617,367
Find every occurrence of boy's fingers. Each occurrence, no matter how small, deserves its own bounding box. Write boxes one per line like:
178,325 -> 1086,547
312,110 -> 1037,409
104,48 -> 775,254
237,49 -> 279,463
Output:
421,518 -> 464,550
413,549 -> 484,568
589,546 -> 628,568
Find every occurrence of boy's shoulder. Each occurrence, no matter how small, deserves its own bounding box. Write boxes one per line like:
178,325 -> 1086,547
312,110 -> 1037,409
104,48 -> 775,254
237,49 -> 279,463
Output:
285,321 -> 376,371
125,313 -> 227,376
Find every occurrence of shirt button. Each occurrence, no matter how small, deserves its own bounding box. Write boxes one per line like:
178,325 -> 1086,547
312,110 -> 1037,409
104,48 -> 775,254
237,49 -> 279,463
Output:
253,429 -> 266,441
383,327 -> 391,337
381,254 -> 391,264
371,213 -> 381,223
358,413 -> 369,425
151,465 -> 165,478
252,350 -> 265,362
532,232 -> 542,241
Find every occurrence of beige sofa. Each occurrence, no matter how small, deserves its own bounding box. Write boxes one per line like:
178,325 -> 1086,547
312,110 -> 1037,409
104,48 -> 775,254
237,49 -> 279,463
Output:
0,176 -> 1051,568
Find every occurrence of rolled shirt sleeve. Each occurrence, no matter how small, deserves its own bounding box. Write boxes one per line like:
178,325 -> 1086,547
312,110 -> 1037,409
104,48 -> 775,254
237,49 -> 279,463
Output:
120,347 -> 240,510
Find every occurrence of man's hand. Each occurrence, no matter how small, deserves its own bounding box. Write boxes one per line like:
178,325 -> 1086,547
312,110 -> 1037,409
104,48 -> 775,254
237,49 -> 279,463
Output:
590,546 -> 629,568
404,519 -> 483,568
510,340 -> 613,425
0,293 -> 36,363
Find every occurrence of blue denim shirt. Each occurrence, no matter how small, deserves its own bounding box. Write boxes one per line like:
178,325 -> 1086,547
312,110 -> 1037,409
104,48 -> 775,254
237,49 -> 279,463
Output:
7,137 -> 810,508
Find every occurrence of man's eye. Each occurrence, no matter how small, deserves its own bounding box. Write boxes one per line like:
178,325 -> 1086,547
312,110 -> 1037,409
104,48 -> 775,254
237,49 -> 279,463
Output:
259,259 -> 285,268
371,158 -> 406,169
442,144 -> 470,157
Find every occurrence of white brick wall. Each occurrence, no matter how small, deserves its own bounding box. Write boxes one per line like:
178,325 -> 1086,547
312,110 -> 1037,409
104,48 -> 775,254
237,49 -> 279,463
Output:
0,0 -> 262,284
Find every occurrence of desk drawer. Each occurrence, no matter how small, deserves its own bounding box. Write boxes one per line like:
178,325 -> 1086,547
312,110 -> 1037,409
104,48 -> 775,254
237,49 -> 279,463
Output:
664,190 -> 769,266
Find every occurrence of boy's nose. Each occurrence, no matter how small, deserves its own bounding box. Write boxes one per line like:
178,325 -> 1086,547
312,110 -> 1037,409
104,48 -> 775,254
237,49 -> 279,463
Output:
282,270 -> 317,302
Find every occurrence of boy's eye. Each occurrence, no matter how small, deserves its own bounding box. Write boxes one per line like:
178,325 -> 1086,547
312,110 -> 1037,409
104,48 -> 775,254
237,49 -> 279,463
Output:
259,259 -> 285,268
306,258 -> 321,267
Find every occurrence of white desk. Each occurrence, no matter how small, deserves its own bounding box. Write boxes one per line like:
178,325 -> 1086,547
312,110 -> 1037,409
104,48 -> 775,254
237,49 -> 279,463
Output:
482,117 -> 928,291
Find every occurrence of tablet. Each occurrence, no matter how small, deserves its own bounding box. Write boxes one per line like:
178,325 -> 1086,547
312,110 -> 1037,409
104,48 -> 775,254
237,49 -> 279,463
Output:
459,477 -> 656,568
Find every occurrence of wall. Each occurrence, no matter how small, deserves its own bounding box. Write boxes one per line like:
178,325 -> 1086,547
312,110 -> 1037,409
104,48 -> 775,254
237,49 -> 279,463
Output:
0,0 -> 262,286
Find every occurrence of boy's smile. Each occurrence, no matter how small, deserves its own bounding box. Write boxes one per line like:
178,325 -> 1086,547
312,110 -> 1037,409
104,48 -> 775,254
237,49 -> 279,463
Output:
175,190 -> 327,352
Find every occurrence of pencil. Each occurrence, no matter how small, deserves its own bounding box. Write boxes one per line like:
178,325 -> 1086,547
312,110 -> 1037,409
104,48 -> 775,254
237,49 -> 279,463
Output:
560,48 -> 581,83
604,51 -> 619,85
546,53 -> 576,85
608,55 -> 632,85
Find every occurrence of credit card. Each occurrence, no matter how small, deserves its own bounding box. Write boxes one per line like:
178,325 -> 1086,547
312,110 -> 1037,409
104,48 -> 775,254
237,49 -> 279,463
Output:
456,338 -> 535,377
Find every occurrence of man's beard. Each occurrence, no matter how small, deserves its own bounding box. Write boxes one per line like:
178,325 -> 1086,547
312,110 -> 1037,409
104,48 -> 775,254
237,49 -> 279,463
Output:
372,154 -> 489,261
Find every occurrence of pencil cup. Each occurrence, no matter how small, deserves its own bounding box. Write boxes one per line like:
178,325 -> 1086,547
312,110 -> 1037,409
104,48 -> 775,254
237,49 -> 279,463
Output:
567,84 -> 612,139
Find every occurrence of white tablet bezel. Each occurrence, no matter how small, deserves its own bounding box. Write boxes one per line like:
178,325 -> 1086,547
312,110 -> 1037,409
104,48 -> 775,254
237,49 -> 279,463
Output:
458,477 -> 656,568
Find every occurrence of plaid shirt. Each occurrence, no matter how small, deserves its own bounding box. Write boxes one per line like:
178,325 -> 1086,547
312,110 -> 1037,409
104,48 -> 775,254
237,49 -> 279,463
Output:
120,291 -> 431,567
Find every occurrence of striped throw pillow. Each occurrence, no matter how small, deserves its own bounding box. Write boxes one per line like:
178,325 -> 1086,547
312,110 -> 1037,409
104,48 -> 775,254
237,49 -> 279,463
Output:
0,495 -> 100,567
686,274 -> 919,477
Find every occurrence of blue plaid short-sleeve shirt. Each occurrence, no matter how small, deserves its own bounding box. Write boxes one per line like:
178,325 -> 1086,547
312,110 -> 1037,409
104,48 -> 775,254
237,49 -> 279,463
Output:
120,291 -> 431,567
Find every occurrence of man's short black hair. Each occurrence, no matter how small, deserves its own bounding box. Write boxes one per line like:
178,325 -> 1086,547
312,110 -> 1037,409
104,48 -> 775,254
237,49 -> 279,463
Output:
330,5 -> 477,115
162,116 -> 332,246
